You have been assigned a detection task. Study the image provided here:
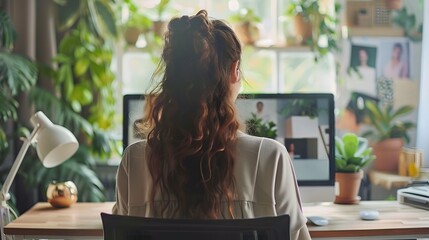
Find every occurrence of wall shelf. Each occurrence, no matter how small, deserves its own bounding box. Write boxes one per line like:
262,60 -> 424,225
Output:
253,44 -> 311,53
347,26 -> 405,37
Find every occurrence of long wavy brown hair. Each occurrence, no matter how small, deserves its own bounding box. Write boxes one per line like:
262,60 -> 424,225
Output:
146,10 -> 242,219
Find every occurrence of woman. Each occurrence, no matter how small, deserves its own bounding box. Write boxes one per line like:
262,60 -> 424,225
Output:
383,43 -> 409,79
113,10 -> 311,240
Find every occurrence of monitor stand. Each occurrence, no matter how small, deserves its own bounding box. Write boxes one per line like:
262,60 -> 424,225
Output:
299,186 -> 335,203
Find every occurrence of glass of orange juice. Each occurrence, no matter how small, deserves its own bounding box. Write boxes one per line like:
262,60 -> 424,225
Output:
403,148 -> 423,178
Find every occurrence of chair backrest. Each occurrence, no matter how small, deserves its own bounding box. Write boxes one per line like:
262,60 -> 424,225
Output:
100,213 -> 290,240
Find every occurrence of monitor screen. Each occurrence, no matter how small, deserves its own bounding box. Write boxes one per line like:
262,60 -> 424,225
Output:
235,94 -> 335,186
122,94 -> 147,150
122,93 -> 335,186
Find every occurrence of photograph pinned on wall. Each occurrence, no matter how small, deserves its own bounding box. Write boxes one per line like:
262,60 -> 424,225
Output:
338,43 -> 378,135
377,40 -> 410,81
375,40 -> 410,107
347,44 -> 378,97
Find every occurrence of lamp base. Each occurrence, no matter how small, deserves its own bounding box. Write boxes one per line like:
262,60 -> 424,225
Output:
0,203 -> 11,240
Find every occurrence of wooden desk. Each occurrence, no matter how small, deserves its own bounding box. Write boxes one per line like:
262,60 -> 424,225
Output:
4,202 -> 114,239
4,201 -> 429,239
304,201 -> 429,239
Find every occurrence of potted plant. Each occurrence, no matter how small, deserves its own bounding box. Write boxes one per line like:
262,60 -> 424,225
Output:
392,6 -> 423,42
280,99 -> 320,138
362,101 -> 415,173
335,133 -> 375,204
385,0 -> 403,10
280,99 -> 319,119
228,8 -> 262,46
245,113 -> 277,139
286,0 -> 340,61
123,1 -> 152,46
151,0 -> 171,37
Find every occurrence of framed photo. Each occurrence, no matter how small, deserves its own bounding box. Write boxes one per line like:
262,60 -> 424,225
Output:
377,40 -> 410,80
348,44 -> 378,96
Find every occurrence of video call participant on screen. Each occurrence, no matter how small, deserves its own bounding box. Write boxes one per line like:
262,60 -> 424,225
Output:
112,10 -> 310,240
255,101 -> 273,123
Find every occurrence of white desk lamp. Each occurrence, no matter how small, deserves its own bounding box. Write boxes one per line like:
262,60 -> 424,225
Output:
0,111 -> 78,239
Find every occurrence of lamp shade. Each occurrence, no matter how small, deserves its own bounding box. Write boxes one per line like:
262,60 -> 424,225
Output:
31,112 -> 79,168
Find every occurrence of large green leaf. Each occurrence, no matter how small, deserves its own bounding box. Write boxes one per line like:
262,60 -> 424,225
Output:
0,53 -> 37,95
74,58 -> 90,76
29,88 -> 94,136
364,100 -> 415,143
0,128 -> 8,161
391,105 -> 414,120
0,93 -> 18,122
93,0 -> 118,38
342,133 -> 358,159
335,133 -> 375,173
0,10 -> 16,49
56,0 -> 81,31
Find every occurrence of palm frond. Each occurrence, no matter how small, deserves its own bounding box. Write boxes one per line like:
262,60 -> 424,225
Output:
0,10 -> 17,49
0,128 -> 9,163
0,93 -> 18,122
29,87 -> 94,136
0,52 -> 38,95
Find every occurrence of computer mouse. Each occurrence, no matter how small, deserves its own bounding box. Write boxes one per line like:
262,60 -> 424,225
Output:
360,210 -> 379,220
307,216 -> 329,226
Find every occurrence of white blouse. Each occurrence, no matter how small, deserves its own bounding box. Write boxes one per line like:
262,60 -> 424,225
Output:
112,131 -> 311,240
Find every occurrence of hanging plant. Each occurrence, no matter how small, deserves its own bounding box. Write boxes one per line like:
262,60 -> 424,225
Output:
286,0 -> 341,61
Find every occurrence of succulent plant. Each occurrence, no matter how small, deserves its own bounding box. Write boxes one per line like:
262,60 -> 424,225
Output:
335,133 -> 375,173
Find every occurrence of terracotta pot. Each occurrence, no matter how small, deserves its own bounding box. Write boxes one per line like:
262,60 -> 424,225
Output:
124,27 -> 141,46
384,0 -> 403,10
372,138 -> 403,173
233,22 -> 260,45
153,21 -> 167,37
293,14 -> 312,45
335,170 -> 363,204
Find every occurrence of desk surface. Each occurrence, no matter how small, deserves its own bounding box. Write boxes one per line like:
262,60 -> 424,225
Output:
4,202 -> 114,237
303,201 -> 429,238
4,201 -> 429,239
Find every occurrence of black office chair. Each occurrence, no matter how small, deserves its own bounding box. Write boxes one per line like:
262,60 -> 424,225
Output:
101,212 -> 290,240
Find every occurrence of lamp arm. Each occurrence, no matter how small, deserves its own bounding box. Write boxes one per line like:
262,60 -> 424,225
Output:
0,125 -> 40,205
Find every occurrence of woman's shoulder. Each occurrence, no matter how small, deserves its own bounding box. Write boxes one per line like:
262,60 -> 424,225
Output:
123,140 -> 147,156
236,131 -> 286,153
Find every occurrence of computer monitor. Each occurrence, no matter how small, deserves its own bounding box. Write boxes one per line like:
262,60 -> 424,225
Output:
235,93 -> 335,186
122,94 -> 147,150
122,93 -> 335,188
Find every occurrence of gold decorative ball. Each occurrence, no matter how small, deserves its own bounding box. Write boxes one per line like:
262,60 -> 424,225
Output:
47,181 -> 78,208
